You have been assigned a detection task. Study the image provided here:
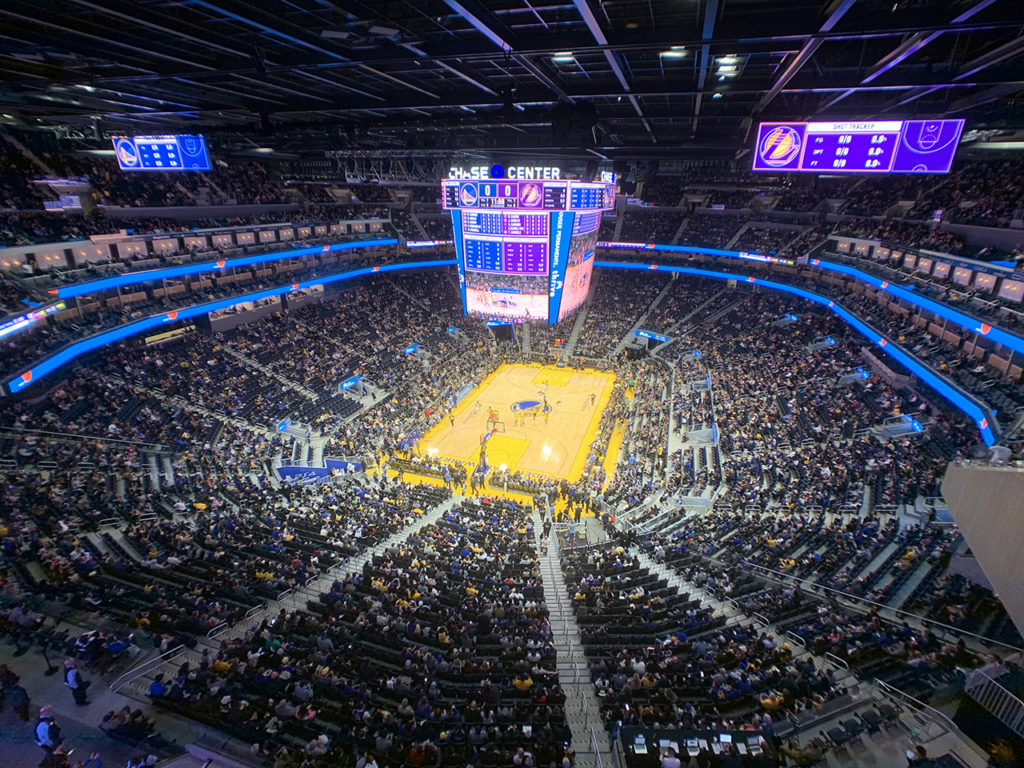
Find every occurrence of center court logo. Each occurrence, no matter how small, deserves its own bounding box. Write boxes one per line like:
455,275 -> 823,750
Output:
758,125 -> 802,167
510,400 -> 551,415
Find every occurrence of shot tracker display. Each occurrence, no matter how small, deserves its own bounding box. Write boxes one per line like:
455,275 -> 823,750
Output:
752,119 -> 965,174
444,175 -> 613,323
112,134 -> 212,171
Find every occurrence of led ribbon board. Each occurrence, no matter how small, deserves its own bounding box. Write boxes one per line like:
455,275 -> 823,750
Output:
752,120 -> 965,174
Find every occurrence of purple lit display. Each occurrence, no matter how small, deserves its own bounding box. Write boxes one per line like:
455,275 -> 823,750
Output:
463,237 -> 548,274
752,119 -> 965,174
462,211 -> 548,236
502,241 -> 548,274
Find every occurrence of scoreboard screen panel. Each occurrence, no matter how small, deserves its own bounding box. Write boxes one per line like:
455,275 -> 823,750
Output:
751,119 -> 964,174
444,172 -> 612,322
463,236 -> 548,274
113,135 -> 212,171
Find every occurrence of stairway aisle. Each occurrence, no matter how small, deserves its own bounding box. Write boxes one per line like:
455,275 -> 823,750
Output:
534,512 -> 615,768
563,303 -> 590,356
612,278 -> 676,356
251,491 -> 461,628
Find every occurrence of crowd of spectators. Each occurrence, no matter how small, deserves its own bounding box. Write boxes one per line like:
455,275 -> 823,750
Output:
1,184 -> 1022,767
617,209 -> 685,244
732,225 -> 798,255
679,214 -> 747,249
574,271 -> 669,358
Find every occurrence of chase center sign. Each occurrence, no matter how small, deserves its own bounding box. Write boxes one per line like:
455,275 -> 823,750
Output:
448,164 -> 562,180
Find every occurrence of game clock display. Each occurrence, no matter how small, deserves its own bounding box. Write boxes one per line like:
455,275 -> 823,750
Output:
442,179 -> 612,212
752,119 -> 965,174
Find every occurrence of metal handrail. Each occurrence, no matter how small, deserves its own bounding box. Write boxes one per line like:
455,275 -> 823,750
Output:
873,678 -> 990,763
695,552 -> 1024,655
207,622 -> 228,639
824,651 -> 849,671
0,425 -> 169,451
786,631 -> 807,649
591,727 -> 604,768
962,665 -> 1024,737
109,643 -> 185,693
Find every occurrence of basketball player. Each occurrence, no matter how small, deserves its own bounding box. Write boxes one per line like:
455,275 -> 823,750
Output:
589,393 -> 597,406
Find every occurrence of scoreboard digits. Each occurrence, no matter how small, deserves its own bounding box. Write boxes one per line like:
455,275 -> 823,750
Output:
443,179 -> 613,211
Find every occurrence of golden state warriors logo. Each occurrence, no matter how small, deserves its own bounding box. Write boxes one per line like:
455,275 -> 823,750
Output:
459,183 -> 478,207
758,125 -> 802,167
115,138 -> 139,168
511,399 -> 551,415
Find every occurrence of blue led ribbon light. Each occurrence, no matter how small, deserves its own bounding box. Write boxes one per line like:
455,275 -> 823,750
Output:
599,241 -> 1024,356
809,258 -> 1023,355
594,260 -> 998,446
7,258 -> 453,394
55,238 -> 399,299
5,245 -> 1001,445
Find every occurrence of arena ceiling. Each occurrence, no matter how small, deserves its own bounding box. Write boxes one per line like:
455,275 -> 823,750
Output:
0,0 -> 1022,160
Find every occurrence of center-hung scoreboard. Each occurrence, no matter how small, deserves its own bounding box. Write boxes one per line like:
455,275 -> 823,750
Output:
442,166 -> 615,324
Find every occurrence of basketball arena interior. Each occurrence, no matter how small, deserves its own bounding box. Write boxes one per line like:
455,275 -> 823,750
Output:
2,2 -> 1024,767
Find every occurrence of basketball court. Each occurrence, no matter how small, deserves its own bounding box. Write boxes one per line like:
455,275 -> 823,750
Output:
419,362 -> 616,482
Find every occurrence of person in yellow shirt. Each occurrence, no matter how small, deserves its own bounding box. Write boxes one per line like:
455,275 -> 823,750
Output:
512,673 -> 533,691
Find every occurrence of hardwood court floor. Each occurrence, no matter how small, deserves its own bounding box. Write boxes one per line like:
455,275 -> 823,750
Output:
420,362 -> 616,482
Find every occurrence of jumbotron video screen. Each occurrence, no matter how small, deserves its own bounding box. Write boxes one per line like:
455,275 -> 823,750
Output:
443,165 -> 614,324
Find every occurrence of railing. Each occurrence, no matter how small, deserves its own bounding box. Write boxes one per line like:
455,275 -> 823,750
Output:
207,622 -> 228,640
874,678 -> 991,763
962,664 -> 1024,738
825,652 -> 849,671
688,550 -> 1024,655
0,425 -> 169,451
786,631 -> 807,649
109,643 -> 185,693
591,727 -> 604,768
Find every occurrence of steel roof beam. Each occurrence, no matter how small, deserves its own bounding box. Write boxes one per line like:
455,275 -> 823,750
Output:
755,0 -> 858,113
441,0 -> 573,103
818,0 -> 1001,110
